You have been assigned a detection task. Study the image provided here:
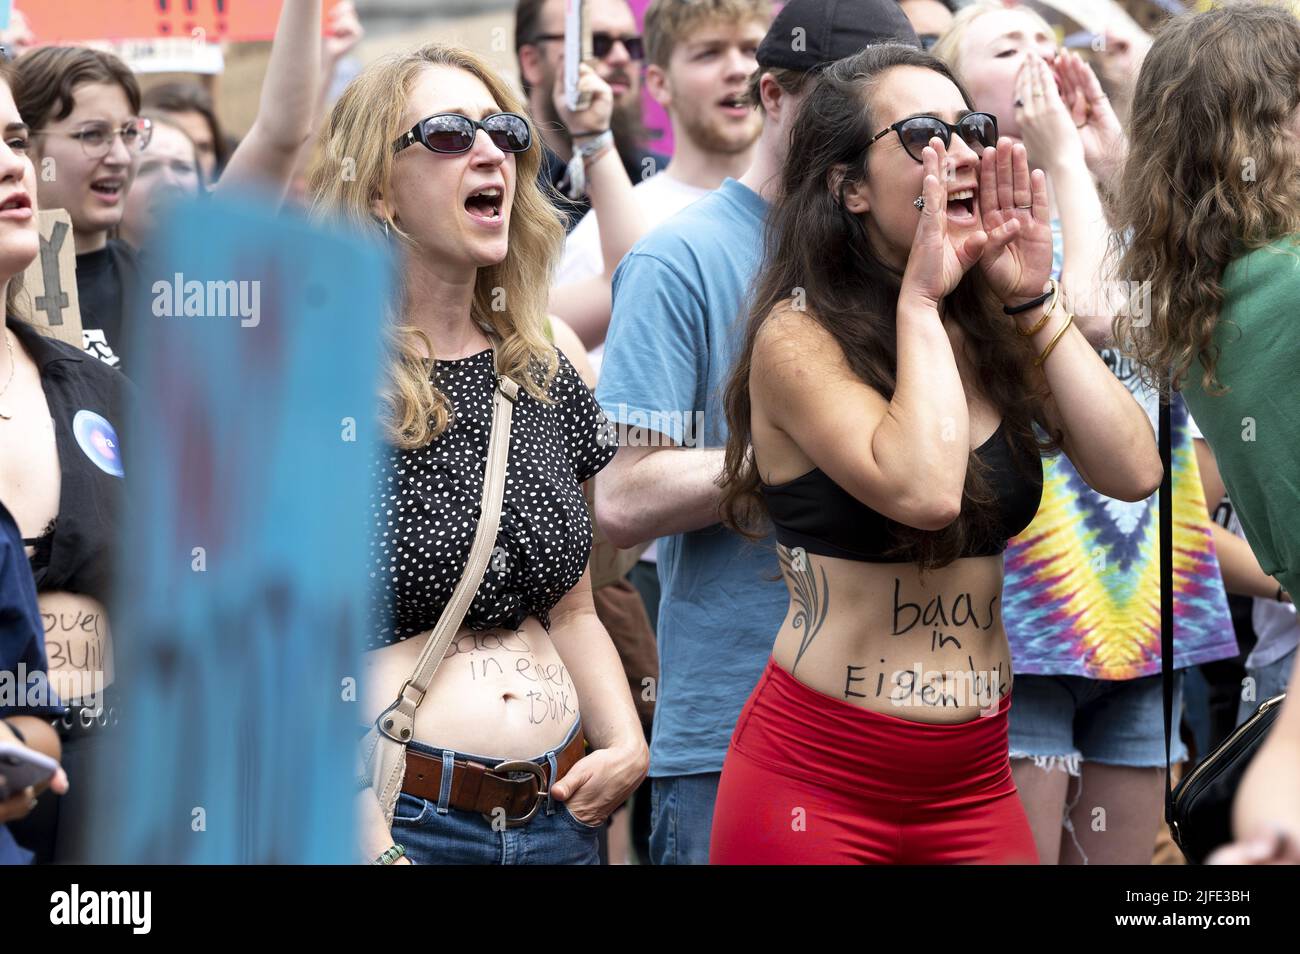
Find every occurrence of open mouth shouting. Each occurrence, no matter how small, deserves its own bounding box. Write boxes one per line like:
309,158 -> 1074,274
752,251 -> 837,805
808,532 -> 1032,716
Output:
90,177 -> 126,205
946,187 -> 976,223
0,190 -> 33,221
464,184 -> 504,226
718,93 -> 750,118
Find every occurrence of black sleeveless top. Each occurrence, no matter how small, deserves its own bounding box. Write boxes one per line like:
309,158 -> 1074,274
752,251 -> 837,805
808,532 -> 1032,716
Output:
759,421 -> 1043,562
9,319 -> 127,605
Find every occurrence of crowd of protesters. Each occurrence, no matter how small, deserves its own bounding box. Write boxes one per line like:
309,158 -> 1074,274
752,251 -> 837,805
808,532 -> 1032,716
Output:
1,0 -> 1297,867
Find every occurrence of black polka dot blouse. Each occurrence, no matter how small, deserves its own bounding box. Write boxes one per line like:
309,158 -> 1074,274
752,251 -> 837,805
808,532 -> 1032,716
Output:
368,346 -> 617,649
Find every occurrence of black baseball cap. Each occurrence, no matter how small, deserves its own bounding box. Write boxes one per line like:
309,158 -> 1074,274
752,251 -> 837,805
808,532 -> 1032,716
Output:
756,0 -> 921,72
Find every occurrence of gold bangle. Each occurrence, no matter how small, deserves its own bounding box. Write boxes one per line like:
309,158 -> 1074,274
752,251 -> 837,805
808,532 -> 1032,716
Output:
1034,312 -> 1074,368
1017,279 -> 1060,337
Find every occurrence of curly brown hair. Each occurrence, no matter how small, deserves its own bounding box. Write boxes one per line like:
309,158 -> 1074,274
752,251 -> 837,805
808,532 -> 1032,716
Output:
1110,0 -> 1300,394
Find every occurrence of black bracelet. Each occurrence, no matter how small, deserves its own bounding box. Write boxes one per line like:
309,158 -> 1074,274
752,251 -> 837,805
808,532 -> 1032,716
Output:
3,720 -> 26,745
569,128 -> 610,139
1003,288 -> 1053,316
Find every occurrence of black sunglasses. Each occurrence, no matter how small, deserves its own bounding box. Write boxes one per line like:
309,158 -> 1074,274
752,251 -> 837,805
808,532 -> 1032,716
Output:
392,112 -> 533,156
867,112 -> 999,163
533,32 -> 645,60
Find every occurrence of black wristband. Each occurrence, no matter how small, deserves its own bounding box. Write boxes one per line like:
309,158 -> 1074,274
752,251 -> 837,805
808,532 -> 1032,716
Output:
1003,288 -> 1052,316
3,720 -> 26,745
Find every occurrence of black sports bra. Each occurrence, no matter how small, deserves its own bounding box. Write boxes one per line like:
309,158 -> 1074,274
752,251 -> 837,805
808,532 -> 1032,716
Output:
759,421 -> 1043,563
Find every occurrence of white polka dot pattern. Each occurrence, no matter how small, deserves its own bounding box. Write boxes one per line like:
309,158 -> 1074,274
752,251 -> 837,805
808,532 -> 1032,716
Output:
367,346 -> 617,648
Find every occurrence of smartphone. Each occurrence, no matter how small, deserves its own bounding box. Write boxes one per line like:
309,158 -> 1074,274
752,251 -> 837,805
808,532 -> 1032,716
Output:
0,741 -> 58,801
563,0 -> 593,113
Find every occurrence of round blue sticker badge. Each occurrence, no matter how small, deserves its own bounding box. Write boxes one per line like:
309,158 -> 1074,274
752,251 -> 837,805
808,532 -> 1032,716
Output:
72,410 -> 124,478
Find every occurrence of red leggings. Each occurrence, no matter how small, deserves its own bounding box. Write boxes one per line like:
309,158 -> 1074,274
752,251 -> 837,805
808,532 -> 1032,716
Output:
710,656 -> 1038,864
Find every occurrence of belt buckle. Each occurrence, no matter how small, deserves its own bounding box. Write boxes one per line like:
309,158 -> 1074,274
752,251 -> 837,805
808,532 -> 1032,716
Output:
482,759 -> 547,828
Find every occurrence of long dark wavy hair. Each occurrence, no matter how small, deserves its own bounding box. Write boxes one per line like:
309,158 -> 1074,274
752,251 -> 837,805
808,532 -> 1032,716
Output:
719,43 -> 1058,571
1110,1 -> 1300,394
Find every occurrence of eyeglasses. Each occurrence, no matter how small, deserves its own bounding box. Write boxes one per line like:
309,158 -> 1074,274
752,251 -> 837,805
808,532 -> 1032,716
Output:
867,112 -> 998,163
392,112 -> 533,156
32,118 -> 153,159
532,32 -> 645,61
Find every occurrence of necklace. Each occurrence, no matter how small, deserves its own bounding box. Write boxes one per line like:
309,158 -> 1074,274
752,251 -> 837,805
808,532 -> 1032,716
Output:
0,328 -> 14,420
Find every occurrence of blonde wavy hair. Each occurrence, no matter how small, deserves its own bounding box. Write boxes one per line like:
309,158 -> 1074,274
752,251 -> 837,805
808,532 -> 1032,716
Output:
1110,1 -> 1300,394
930,0 -> 1054,81
308,43 -> 564,449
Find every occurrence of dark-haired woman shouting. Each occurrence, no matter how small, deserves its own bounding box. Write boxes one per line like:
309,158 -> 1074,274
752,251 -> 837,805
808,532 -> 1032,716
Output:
709,43 -> 1160,865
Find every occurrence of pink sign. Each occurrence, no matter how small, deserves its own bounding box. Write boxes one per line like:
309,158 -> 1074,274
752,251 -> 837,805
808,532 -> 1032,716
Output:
627,0 -> 672,156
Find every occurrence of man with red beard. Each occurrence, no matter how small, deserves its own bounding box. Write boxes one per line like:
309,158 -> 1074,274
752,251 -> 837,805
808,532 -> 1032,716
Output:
516,0 -> 668,231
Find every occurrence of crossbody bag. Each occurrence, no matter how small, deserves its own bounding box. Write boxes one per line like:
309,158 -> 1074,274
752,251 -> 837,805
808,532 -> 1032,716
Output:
359,339 -> 520,829
1158,392 -> 1287,863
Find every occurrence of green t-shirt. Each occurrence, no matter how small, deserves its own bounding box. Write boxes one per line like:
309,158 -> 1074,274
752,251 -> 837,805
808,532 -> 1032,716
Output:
1182,235 -> 1300,601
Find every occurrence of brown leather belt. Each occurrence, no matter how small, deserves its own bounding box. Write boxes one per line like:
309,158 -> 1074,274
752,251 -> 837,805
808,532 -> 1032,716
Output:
401,726 -> 587,827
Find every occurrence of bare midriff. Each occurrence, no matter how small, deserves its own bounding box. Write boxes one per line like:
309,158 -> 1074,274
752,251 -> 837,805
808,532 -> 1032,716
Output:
769,547 -> 1011,725
361,615 -> 578,759
39,591 -> 114,703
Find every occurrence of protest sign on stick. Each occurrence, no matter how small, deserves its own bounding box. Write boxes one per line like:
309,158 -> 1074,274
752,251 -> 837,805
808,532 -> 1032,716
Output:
90,194 -> 389,864
23,209 -> 83,350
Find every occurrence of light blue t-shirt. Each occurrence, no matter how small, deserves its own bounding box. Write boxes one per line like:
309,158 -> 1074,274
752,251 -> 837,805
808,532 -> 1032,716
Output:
597,178 -> 789,778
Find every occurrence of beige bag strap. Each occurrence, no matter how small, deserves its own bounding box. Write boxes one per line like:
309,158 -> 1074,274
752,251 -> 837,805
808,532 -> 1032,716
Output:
375,336 -> 519,743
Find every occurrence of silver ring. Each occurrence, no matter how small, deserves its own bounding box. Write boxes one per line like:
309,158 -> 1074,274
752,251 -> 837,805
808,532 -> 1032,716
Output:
914,195 -> 926,211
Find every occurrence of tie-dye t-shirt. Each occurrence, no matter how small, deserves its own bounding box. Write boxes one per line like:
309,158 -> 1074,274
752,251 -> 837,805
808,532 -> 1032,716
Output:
1002,351 -> 1237,679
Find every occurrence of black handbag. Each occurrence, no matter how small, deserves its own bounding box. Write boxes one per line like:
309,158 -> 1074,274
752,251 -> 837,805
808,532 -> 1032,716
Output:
1158,391 -> 1287,864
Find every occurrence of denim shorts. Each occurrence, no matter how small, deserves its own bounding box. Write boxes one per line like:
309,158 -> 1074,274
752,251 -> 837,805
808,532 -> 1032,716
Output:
389,718 -> 602,865
1008,671 -> 1188,773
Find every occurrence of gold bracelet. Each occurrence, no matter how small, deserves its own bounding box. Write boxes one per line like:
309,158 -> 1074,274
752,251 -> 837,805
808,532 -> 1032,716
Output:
1034,312 -> 1074,368
1016,279 -> 1060,337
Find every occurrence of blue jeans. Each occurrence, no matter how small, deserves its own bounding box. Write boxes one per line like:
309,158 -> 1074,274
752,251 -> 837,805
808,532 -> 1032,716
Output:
390,719 -> 601,865
649,772 -> 720,865
1236,647 -> 1295,726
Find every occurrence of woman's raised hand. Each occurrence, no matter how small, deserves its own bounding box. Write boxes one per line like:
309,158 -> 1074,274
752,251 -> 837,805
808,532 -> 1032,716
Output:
1014,52 -> 1085,175
977,138 -> 1054,306
900,137 -> 989,310
1053,50 -> 1126,183
552,61 -> 613,138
